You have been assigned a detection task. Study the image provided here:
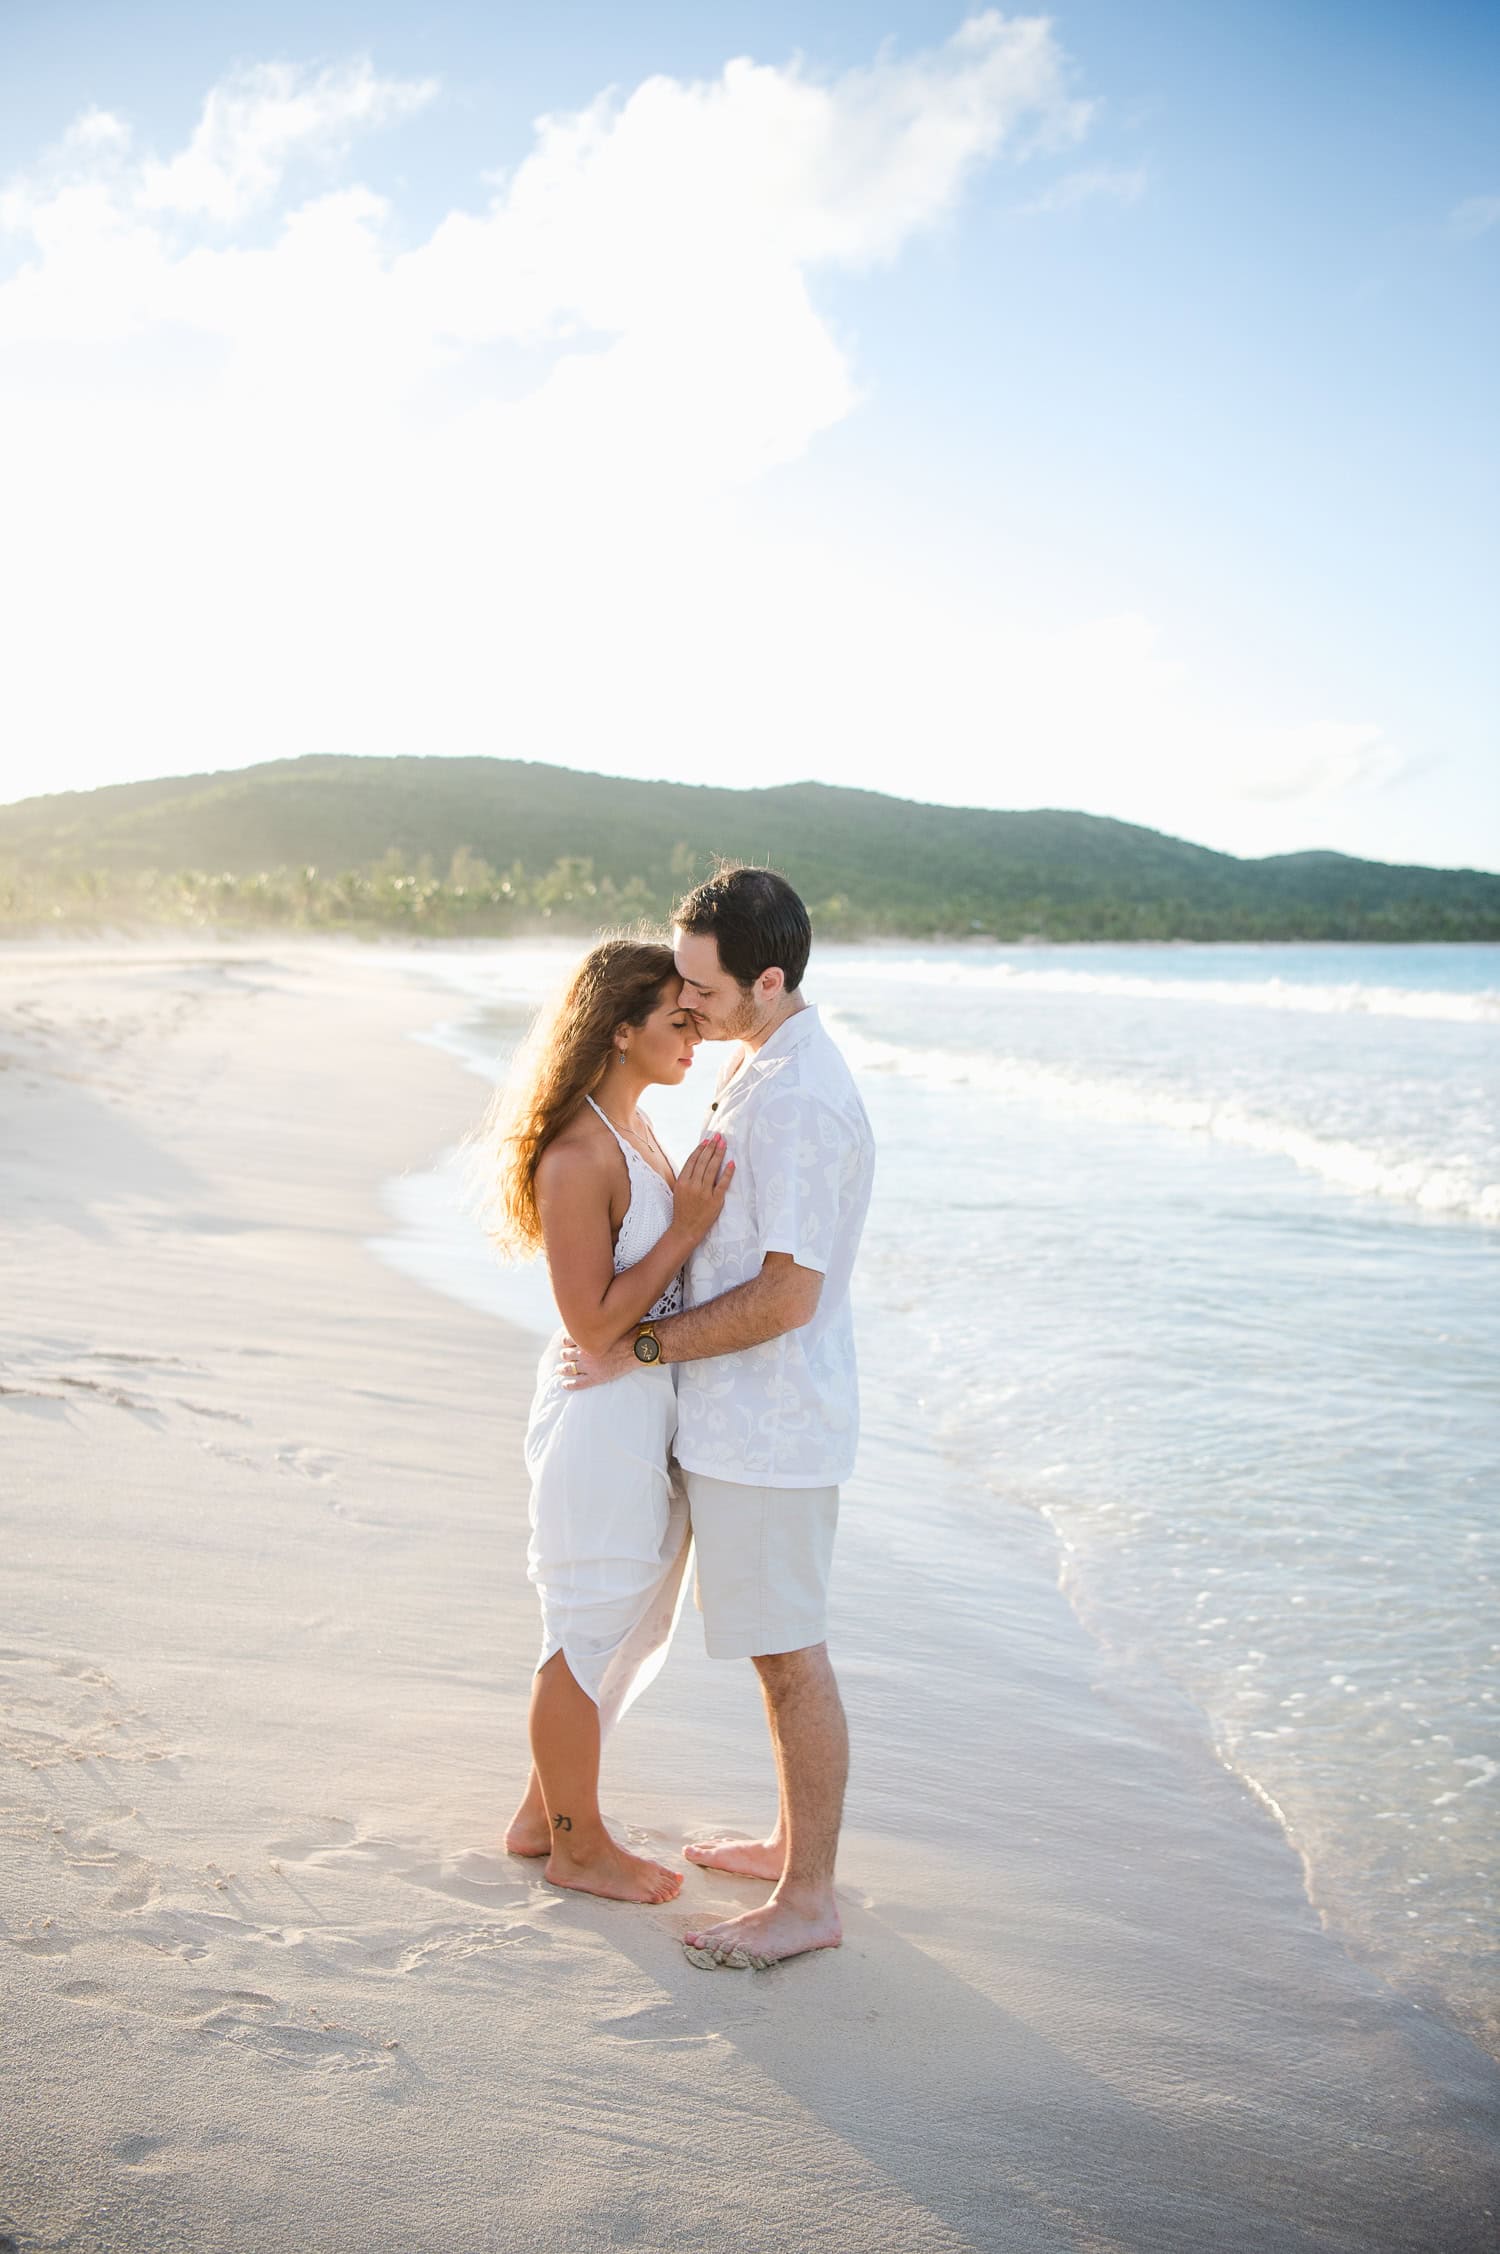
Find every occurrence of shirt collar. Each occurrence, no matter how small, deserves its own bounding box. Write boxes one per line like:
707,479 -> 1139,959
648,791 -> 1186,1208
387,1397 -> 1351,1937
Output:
710,1005 -> 818,1115
746,1003 -> 819,1065
735,1005 -> 821,1081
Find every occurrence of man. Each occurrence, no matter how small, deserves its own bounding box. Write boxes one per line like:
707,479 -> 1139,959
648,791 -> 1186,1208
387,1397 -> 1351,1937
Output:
563,864 -> 874,1968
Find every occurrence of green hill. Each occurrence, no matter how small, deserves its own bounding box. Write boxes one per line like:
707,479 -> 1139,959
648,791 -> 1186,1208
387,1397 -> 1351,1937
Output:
2,754 -> 1496,941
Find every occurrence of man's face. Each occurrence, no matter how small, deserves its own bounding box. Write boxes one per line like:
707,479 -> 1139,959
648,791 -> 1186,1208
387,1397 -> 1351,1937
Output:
673,926 -> 761,1042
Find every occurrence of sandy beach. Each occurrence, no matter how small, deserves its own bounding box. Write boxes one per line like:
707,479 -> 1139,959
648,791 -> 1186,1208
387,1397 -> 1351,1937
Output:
3,935 -> 1497,2254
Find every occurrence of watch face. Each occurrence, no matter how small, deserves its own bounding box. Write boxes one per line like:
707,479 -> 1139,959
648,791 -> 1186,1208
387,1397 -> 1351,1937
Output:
633,1332 -> 662,1363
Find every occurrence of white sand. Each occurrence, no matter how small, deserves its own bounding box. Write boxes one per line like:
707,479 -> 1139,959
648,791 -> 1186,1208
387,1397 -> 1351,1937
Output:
2,935 -> 1496,2254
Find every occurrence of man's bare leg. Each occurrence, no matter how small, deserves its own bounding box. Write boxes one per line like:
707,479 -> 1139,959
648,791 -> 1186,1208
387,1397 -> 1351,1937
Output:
683,1671 -> 788,1878
683,1643 -> 846,1964
527,1653 -> 682,1904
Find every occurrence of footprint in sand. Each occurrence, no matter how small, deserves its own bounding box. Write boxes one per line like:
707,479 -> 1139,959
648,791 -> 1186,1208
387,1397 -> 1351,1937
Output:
55,1977 -> 397,2072
0,1384 -> 68,1417
599,2002 -> 723,2046
55,1375 -> 165,1422
7,1924 -> 74,1959
304,1834 -> 410,1877
115,2134 -> 170,2168
447,1849 -> 510,1887
263,1815 -> 358,1863
68,1981 -> 279,2021
1,1344 -> 188,1425
169,1396 -> 251,1425
197,1438 -> 258,1471
52,1658 -> 113,1687
273,1446 -> 342,1482
207,2015 -> 398,2074
106,1861 -> 159,1913
0,1652 -> 175,1771
50,1814 -> 160,1914
386,1922 -> 540,1977
398,1847 -> 546,1908
266,1825 -> 534,1912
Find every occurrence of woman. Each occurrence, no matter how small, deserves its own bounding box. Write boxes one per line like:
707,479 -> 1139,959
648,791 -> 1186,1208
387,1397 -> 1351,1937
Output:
483,938 -> 732,1904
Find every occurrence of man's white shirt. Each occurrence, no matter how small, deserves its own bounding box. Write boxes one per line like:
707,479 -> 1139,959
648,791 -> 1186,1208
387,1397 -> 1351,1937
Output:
675,1006 -> 875,1490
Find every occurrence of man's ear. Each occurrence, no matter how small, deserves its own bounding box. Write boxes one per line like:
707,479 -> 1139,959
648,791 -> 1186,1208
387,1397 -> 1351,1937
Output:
758,966 -> 787,1003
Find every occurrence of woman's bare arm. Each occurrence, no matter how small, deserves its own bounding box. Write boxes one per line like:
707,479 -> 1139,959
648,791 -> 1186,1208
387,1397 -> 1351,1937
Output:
535,1132 -> 732,1355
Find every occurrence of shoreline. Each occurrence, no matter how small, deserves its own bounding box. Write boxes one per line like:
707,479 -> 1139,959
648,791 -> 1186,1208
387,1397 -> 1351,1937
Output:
383,942 -> 1488,2055
3,934 -> 1497,2254
4,920 -> 1499,960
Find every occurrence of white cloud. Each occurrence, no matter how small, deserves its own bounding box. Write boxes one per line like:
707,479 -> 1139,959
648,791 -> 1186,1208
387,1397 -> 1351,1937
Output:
1016,162 -> 1147,215
0,21 -> 1082,465
137,58 -> 437,222
1449,193 -> 1500,240
0,21 -> 1398,857
63,108 -> 133,155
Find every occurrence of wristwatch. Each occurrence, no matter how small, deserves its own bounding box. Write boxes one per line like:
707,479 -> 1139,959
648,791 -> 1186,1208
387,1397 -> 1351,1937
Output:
632,1323 -> 663,1365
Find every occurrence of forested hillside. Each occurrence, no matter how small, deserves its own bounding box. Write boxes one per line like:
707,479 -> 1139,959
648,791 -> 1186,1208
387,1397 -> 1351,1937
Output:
3,754 -> 1496,940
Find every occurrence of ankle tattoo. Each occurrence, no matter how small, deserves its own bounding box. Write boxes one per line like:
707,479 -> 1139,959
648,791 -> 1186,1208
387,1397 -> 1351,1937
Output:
552,1813 -> 572,1832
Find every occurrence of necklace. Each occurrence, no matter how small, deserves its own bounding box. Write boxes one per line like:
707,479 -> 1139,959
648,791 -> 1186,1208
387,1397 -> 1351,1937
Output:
596,1098 -> 674,1180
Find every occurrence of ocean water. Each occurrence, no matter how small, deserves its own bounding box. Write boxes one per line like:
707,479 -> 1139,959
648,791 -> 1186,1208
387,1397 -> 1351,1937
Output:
376,939 -> 1500,2056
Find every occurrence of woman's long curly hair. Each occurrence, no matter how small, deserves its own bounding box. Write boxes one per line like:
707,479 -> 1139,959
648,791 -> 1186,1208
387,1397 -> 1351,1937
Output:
477,936 -> 679,1258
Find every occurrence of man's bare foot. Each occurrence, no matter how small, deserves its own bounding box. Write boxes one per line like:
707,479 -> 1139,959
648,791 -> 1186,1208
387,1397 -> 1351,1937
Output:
545,1838 -> 683,1904
503,1816 -> 552,1858
683,1834 -> 783,1881
682,1892 -> 841,1967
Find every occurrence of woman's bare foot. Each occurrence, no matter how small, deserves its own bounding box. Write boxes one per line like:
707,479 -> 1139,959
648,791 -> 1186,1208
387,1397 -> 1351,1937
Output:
682,1890 -> 841,1967
683,1834 -> 783,1881
545,1836 -> 683,1904
503,1816 -> 552,1858
504,1773 -> 552,1857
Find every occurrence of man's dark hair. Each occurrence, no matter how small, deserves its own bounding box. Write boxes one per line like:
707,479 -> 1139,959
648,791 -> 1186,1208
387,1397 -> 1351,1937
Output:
674,862 -> 812,993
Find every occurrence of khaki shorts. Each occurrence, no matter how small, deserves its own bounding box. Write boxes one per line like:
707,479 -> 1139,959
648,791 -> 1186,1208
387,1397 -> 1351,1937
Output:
681,1469 -> 840,1660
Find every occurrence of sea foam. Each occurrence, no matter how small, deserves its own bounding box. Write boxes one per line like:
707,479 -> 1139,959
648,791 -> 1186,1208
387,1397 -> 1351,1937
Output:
824,957 -> 1500,1024
826,1015 -> 1500,1225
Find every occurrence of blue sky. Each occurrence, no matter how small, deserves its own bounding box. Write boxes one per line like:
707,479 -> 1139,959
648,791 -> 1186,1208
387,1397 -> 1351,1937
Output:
1,2 -> 1495,868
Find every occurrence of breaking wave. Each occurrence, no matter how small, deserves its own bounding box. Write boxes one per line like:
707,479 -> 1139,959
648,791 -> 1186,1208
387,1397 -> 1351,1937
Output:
827,1016 -> 1500,1225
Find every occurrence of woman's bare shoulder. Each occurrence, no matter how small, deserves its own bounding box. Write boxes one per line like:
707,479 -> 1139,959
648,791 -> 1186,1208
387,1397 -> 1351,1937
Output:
534,1113 -> 616,1195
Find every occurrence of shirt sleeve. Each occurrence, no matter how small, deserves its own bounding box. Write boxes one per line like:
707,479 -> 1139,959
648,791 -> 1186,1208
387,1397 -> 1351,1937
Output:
747,1086 -> 843,1276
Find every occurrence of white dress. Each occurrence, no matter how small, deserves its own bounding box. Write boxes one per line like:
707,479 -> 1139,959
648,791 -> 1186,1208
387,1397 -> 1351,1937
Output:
523,1097 -> 692,1737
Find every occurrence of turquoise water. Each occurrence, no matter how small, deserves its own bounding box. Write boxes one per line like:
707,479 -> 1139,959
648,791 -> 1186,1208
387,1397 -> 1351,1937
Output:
378,940 -> 1500,2055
